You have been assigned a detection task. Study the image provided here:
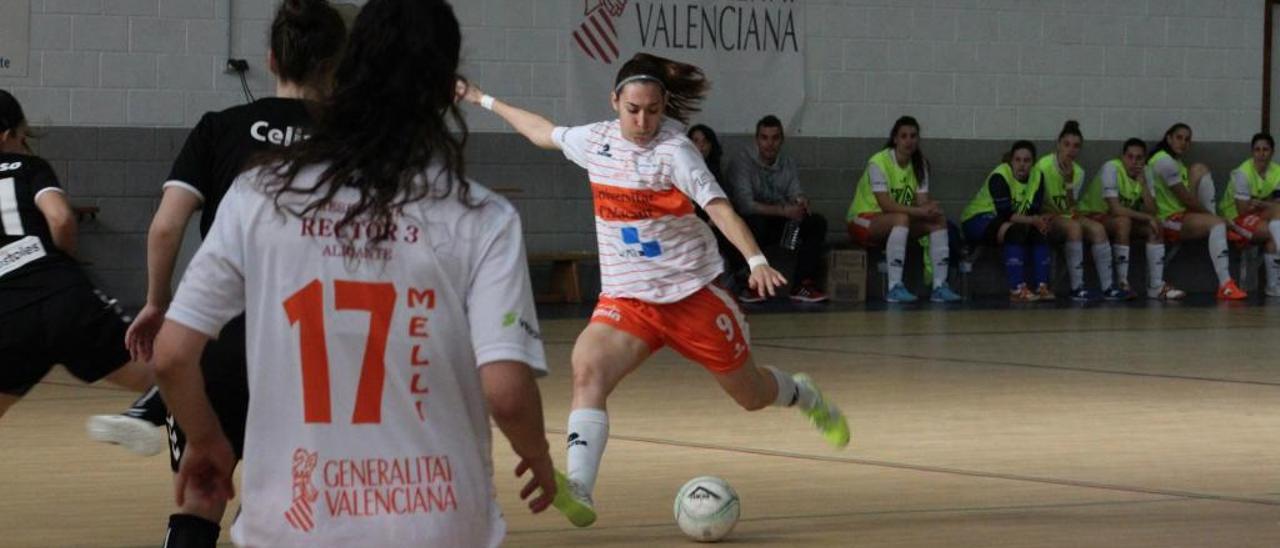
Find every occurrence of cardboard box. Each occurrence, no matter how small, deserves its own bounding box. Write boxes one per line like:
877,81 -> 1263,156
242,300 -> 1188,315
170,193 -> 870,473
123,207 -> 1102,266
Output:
825,249 -> 867,302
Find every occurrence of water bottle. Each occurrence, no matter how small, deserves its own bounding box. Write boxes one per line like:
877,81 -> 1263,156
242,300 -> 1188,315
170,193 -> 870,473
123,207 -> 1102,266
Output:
780,219 -> 801,251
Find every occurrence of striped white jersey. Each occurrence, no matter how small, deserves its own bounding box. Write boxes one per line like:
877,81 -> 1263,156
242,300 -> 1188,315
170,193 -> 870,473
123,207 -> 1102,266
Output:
553,120 -> 726,303
166,163 -> 546,547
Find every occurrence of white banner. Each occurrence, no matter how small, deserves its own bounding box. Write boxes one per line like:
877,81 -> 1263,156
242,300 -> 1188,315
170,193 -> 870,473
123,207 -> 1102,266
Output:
0,0 -> 30,77
566,0 -> 805,134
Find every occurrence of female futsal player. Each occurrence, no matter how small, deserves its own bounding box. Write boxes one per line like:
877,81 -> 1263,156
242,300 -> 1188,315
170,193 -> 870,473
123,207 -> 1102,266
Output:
1076,139 -> 1185,299
92,1 -> 348,545
461,52 -> 851,528
153,0 -> 554,545
0,90 -> 155,421
961,140 -> 1054,301
1147,123 -> 1247,300
846,115 -> 962,303
1032,121 -> 1132,301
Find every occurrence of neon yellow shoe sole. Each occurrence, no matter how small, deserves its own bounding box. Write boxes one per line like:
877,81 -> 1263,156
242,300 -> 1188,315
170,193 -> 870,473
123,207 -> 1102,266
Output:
794,373 -> 851,449
553,470 -> 597,527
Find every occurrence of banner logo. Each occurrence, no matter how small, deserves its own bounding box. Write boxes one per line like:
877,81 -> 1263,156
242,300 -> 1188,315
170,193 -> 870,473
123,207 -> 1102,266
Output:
285,448 -> 321,532
573,0 -> 629,64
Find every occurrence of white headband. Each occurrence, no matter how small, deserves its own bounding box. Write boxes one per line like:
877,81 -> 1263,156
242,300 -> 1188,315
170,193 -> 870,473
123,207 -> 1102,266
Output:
614,74 -> 665,94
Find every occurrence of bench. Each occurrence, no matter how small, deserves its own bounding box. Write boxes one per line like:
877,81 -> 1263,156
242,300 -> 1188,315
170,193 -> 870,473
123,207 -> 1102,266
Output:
529,251 -> 596,304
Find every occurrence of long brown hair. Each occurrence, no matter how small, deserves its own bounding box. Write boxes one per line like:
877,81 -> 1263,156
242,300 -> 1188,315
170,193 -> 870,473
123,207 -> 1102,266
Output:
884,116 -> 929,183
262,0 -> 469,245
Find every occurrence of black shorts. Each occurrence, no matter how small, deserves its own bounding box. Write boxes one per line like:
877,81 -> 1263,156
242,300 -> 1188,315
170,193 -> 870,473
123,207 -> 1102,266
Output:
167,314 -> 249,472
0,284 -> 131,396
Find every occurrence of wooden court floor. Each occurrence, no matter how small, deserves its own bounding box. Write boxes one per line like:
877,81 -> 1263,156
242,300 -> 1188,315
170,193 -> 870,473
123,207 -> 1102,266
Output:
3,304 -> 1280,547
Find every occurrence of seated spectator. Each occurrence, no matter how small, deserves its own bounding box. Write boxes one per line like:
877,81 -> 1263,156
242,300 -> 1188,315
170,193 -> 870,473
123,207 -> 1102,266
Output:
688,124 -> 741,283
688,124 -> 725,183
726,115 -> 828,303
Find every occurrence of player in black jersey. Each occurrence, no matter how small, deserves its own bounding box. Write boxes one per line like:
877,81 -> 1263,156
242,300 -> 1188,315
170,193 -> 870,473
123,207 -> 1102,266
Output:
0,89 -> 156,418
82,2 -> 348,546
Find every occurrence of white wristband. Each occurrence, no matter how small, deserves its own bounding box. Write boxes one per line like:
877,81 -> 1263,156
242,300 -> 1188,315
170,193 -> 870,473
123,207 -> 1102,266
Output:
479,94 -> 496,111
747,254 -> 769,270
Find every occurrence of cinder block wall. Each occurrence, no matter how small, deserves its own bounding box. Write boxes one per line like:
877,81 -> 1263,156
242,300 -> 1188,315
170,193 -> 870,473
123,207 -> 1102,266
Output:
2,0 -> 1267,306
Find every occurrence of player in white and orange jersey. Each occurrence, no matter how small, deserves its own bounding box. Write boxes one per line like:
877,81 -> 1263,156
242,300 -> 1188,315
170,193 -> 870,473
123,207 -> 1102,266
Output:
461,52 -> 851,528
151,2 -> 555,546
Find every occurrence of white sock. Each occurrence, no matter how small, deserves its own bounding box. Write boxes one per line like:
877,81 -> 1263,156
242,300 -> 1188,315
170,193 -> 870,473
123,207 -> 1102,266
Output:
1066,240 -> 1085,290
886,226 -> 908,288
1146,243 -> 1165,289
566,408 -> 609,495
766,366 -> 816,410
1114,245 -> 1131,287
1269,220 -> 1280,251
1209,223 -> 1230,284
1090,242 -> 1113,289
929,229 -> 949,289
1197,173 -> 1217,213
1266,253 -> 1280,289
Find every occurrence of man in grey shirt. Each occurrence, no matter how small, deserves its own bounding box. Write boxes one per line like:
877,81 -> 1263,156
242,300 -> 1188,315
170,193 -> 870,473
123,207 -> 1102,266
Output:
725,115 -> 828,302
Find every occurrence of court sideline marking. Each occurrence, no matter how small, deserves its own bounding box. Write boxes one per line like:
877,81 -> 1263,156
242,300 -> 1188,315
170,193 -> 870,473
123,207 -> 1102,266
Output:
752,341 -> 1280,388
547,428 -> 1280,508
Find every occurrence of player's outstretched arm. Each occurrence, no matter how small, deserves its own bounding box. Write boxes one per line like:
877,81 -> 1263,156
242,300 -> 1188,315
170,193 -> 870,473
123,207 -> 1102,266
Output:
126,188 -> 201,361
703,198 -> 788,297
480,360 -> 556,514
457,80 -> 559,150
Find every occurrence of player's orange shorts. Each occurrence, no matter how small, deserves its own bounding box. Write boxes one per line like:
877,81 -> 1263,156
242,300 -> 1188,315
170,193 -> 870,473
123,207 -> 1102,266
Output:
1160,212 -> 1185,244
847,213 -> 876,247
590,285 -> 750,373
1227,213 -> 1266,248
1083,212 -> 1109,224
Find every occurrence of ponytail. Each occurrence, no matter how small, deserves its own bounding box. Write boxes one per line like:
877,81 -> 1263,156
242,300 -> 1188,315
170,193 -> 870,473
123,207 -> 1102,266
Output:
270,0 -> 348,91
1058,119 -> 1082,142
613,53 -> 708,123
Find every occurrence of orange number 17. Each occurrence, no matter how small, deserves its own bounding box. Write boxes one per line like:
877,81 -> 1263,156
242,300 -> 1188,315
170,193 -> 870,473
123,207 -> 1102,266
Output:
282,279 -> 396,424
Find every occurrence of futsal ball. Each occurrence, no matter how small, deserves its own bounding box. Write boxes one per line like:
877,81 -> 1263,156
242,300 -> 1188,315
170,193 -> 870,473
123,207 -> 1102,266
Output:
673,476 -> 740,542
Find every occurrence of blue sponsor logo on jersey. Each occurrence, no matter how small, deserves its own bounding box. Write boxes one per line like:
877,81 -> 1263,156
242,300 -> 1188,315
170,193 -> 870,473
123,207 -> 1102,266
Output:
620,226 -> 661,258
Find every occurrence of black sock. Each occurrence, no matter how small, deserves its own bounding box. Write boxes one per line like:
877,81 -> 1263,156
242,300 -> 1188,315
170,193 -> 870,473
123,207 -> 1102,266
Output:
163,513 -> 220,548
124,386 -> 168,426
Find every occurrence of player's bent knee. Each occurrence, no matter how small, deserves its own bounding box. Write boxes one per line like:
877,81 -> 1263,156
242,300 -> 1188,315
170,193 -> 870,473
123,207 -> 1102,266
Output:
570,360 -> 607,390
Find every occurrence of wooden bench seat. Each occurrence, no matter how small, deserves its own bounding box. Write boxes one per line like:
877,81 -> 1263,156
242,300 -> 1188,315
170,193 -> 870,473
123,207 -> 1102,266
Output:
529,251 -> 597,304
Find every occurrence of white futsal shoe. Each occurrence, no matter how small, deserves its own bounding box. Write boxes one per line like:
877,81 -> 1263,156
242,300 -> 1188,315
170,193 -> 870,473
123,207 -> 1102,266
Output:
86,414 -> 166,456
